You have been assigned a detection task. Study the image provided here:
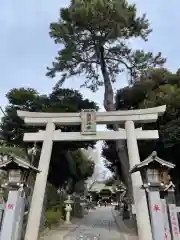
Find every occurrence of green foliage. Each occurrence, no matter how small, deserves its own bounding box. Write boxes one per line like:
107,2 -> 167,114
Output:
71,149 -> 94,180
47,0 -> 165,90
0,144 -> 26,158
102,141 -> 120,175
45,209 -> 62,228
0,86 -> 96,188
1,87 -> 98,146
103,68 -> 180,185
65,149 -> 94,193
46,183 -> 62,210
6,88 -> 40,110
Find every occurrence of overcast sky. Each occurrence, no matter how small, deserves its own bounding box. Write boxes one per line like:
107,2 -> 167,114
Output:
0,0 -> 179,174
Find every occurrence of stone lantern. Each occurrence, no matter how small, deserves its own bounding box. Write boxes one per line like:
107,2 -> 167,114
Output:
0,153 -> 39,190
80,195 -> 87,216
130,151 -> 175,190
0,153 -> 39,240
130,151 -> 175,240
118,185 -> 126,202
113,181 -> 126,209
64,195 -> 73,224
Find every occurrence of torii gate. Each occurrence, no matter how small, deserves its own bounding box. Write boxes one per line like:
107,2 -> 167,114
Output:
17,105 -> 166,240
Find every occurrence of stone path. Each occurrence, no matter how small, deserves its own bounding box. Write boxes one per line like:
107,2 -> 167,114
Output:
64,206 -> 138,240
40,206 -> 138,240
39,221 -> 80,240
112,209 -> 138,240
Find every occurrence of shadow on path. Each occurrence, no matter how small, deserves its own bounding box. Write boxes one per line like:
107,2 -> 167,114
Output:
111,209 -> 138,239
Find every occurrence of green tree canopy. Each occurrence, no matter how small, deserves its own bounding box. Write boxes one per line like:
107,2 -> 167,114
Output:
102,68 -> 180,191
47,0 -> 164,89
0,86 -> 98,189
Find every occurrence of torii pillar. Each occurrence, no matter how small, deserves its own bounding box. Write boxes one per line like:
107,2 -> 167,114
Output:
25,122 -> 55,240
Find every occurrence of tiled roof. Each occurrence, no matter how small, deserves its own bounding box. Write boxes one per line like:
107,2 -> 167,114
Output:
88,181 -> 115,193
130,151 -> 175,173
0,152 -> 39,172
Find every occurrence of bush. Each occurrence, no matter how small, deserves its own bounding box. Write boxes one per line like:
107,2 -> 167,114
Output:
45,209 -> 62,228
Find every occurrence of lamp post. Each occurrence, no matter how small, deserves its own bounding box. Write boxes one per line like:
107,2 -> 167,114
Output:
0,153 -> 39,240
130,151 -> 175,240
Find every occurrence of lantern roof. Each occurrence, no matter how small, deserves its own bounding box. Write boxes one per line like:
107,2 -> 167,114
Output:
64,199 -> 73,204
164,181 -> 175,192
0,153 -> 39,172
130,151 -> 175,174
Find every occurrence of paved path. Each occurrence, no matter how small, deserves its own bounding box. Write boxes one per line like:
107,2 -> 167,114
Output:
40,206 -> 138,240
64,206 -> 131,240
112,209 -> 138,240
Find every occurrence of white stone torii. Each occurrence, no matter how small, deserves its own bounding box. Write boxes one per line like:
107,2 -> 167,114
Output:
17,105 -> 166,240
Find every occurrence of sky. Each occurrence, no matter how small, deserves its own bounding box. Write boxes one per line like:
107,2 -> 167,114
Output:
0,0 -> 180,175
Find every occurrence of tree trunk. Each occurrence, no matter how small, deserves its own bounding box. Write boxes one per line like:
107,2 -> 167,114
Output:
99,46 -> 133,200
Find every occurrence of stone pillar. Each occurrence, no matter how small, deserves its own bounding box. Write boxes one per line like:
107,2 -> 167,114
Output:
0,190 -> 24,240
165,190 -> 180,239
161,199 -> 171,239
64,196 -> 73,224
148,191 -> 166,239
168,204 -> 180,239
14,192 -> 25,240
125,120 -> 153,240
165,190 -> 176,205
65,204 -> 72,224
24,122 -> 55,240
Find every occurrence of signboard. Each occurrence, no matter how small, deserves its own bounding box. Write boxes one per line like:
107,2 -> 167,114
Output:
168,204 -> 180,239
81,109 -> 96,135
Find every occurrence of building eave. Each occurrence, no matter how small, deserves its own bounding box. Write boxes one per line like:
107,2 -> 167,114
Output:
130,151 -> 175,173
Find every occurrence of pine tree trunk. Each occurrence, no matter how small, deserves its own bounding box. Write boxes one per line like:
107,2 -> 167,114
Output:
99,46 -> 133,200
